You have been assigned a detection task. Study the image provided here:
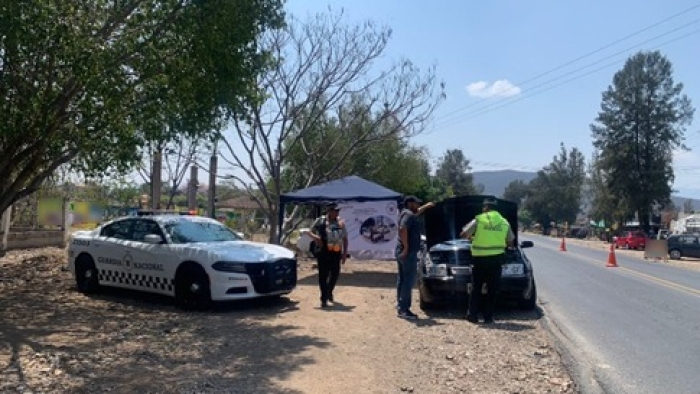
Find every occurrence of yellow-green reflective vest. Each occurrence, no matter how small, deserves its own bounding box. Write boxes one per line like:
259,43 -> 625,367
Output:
471,211 -> 509,257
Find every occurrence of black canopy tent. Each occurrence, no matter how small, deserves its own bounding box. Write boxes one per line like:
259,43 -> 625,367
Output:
278,176 -> 402,243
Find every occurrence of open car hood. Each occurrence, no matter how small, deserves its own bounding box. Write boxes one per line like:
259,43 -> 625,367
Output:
423,195 -> 518,250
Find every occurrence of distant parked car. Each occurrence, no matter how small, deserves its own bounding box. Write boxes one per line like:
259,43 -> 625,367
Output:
667,234 -> 700,260
613,231 -> 647,250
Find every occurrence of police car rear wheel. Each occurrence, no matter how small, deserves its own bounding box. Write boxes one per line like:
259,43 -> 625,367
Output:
175,265 -> 211,311
75,255 -> 100,294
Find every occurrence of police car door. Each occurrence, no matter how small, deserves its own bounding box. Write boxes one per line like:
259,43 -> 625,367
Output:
126,219 -> 175,296
94,218 -> 135,290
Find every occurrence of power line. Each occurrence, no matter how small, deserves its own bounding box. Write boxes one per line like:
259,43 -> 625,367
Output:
430,27 -> 700,129
432,3 -> 700,123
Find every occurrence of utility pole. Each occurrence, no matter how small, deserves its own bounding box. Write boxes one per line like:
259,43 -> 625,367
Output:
152,147 -> 163,210
207,141 -> 218,219
188,165 -> 198,213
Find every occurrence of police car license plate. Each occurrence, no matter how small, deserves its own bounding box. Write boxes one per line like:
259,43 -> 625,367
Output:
502,264 -> 524,275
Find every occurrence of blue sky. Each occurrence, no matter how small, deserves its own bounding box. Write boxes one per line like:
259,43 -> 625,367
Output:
275,0 -> 700,199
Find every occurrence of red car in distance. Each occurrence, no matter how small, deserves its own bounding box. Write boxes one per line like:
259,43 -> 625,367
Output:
613,231 -> 647,250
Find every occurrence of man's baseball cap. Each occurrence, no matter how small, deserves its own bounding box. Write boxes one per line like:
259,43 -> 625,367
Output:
403,195 -> 422,204
483,197 -> 498,206
325,202 -> 340,211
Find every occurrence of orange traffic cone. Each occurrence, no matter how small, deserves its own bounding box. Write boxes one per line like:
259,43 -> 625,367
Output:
559,237 -> 567,252
606,243 -> 618,267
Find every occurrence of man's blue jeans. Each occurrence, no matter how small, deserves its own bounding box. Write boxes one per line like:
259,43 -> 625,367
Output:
396,251 -> 418,312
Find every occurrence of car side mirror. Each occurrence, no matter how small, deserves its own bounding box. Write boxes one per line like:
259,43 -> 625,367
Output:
520,240 -> 534,248
144,234 -> 164,244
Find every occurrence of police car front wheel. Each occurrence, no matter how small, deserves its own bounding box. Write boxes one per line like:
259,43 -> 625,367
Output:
75,255 -> 100,294
174,264 -> 212,311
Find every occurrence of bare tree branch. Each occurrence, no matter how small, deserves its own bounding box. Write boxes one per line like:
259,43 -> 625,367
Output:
219,9 -> 445,243
137,136 -> 203,208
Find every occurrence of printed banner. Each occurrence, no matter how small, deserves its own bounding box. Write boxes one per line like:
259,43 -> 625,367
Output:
338,200 -> 399,261
37,198 -> 64,227
69,201 -> 104,229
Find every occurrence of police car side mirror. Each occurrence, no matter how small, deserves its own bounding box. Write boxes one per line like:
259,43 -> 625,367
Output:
144,234 -> 164,244
520,240 -> 534,248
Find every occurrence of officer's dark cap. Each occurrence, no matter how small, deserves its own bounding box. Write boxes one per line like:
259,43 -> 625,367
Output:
483,197 -> 498,206
403,195 -> 422,204
325,202 -> 340,211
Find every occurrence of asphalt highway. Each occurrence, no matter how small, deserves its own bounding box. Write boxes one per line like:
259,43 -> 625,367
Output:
522,235 -> 700,394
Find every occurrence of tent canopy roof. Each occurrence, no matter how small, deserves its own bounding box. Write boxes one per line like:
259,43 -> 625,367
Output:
280,176 -> 401,204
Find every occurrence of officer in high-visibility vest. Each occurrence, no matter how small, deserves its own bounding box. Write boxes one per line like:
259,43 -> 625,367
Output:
460,197 -> 515,324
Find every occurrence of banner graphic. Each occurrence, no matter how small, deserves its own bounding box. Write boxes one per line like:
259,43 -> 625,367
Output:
338,200 -> 399,260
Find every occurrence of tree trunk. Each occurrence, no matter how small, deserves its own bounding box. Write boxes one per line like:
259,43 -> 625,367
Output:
267,205 -> 279,245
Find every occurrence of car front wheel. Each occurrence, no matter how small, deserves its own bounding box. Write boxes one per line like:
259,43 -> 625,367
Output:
669,249 -> 682,260
75,255 -> 100,294
175,264 -> 212,311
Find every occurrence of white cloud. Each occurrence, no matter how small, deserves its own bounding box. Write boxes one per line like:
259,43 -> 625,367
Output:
465,79 -> 521,98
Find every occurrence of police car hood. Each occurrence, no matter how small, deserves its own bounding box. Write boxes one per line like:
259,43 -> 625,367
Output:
195,240 -> 295,262
423,195 -> 518,250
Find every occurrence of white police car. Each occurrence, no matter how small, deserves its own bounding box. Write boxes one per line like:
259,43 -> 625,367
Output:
67,214 -> 297,310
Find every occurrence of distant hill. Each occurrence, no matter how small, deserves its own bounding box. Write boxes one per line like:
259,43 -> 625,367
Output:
472,170 -> 537,197
471,169 -> 700,210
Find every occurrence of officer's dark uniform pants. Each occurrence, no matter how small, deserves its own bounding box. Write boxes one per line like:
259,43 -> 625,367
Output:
468,253 -> 504,320
317,251 -> 342,303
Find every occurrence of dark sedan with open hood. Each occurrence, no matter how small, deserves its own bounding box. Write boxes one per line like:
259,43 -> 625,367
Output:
418,195 -> 537,310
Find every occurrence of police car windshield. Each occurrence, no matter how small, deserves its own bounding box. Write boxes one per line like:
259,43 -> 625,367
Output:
164,220 -> 242,244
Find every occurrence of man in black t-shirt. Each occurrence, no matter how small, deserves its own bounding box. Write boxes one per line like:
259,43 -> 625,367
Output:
396,196 -> 434,319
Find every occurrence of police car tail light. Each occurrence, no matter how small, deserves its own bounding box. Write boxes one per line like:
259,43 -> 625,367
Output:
212,261 -> 247,273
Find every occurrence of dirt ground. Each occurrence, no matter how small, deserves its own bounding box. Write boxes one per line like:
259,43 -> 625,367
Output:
1,247 -> 575,394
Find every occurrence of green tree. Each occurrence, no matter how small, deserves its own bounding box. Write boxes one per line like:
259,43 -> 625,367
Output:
502,180 -> 530,205
0,0 -> 284,216
434,149 -> 483,196
586,154 -> 630,226
278,98 -> 438,239
525,143 -> 586,228
590,50 -> 695,232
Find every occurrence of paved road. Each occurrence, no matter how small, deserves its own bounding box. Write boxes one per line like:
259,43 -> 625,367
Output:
523,235 -> 700,394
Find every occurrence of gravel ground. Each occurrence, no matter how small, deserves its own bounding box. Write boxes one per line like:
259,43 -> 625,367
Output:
0,247 -> 575,394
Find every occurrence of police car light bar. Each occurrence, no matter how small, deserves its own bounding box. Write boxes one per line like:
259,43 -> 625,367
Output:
136,210 -> 199,216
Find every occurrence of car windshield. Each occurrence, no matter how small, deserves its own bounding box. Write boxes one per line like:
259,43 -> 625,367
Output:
163,220 -> 242,244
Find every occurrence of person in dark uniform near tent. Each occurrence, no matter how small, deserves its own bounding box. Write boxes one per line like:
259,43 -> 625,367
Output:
460,197 -> 515,324
308,203 -> 348,308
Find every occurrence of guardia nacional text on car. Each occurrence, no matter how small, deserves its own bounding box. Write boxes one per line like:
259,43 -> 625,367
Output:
67,212 -> 297,310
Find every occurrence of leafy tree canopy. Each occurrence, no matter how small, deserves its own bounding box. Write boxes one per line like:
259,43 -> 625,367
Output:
0,0 -> 284,214
590,50 -> 694,231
